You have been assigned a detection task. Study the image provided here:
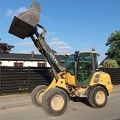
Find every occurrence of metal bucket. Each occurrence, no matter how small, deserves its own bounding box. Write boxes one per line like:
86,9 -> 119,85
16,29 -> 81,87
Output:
9,1 -> 40,39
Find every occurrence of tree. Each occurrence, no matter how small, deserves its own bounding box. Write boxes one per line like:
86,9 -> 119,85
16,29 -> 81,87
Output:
0,39 -> 14,53
103,59 -> 119,68
106,31 -> 120,66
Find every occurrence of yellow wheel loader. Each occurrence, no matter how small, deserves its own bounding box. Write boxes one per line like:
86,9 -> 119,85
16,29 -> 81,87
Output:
9,1 -> 113,116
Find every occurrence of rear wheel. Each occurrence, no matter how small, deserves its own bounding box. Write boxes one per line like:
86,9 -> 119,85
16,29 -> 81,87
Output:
42,88 -> 69,116
31,85 -> 47,107
88,86 -> 107,108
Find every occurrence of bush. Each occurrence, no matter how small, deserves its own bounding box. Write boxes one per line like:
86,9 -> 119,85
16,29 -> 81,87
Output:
103,59 -> 119,68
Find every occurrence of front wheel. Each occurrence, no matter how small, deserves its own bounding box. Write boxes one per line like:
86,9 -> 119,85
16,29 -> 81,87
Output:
88,86 -> 107,108
42,88 -> 69,116
31,85 -> 47,107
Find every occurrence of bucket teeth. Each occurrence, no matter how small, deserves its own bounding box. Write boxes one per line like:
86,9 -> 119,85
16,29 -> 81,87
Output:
9,1 -> 40,39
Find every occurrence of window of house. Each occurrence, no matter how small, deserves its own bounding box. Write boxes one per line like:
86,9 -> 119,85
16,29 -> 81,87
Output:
38,62 -> 45,67
14,62 -> 23,67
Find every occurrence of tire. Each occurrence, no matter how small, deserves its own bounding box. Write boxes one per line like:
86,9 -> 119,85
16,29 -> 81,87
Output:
42,87 -> 69,116
88,86 -> 107,108
31,85 -> 47,107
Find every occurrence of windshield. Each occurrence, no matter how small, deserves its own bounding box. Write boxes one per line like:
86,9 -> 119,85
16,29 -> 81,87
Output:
64,52 -> 99,75
64,54 -> 75,75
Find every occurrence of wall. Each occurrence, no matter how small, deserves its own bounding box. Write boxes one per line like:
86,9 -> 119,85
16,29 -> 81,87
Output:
1,60 -> 46,67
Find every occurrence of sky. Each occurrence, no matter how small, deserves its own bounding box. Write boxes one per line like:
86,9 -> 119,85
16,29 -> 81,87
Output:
0,0 -> 120,61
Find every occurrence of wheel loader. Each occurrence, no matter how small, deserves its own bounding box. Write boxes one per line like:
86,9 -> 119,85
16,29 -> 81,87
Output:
8,1 -> 113,116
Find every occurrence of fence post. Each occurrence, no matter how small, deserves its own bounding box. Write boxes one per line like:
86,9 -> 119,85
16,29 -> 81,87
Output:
28,66 -> 31,92
0,66 -> 2,94
117,68 -> 119,84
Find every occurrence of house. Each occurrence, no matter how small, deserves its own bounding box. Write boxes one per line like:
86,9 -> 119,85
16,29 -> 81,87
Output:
100,55 -> 111,65
0,52 -> 65,67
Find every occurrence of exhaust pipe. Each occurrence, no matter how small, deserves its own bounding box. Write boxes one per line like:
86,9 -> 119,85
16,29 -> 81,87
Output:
9,1 -> 40,39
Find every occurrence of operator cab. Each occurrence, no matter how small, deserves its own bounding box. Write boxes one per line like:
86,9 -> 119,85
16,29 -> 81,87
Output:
64,51 -> 99,87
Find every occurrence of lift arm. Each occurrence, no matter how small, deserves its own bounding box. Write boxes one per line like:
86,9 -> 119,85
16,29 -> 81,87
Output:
30,24 -> 65,80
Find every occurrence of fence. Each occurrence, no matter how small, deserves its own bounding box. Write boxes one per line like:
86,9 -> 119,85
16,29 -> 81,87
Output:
0,66 -> 53,95
0,66 -> 120,95
100,68 -> 120,85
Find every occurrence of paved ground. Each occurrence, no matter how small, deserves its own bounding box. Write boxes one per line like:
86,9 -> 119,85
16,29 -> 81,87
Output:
0,85 -> 119,109
0,93 -> 31,109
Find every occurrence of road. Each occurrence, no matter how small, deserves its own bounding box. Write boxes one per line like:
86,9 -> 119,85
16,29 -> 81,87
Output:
0,93 -> 120,120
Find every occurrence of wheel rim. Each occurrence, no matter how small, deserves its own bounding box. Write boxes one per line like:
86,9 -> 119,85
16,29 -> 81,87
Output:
36,91 -> 44,103
95,91 -> 105,105
51,95 -> 64,111
38,92 -> 44,103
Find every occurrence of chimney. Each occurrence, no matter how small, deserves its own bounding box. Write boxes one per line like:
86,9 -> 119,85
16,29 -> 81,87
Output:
31,51 -> 34,58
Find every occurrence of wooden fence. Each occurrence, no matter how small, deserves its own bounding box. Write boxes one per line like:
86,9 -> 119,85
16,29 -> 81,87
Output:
0,66 -> 120,95
100,68 -> 120,85
0,66 -> 53,95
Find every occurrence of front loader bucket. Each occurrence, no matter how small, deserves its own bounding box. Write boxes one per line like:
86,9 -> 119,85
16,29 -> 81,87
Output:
9,1 -> 40,39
